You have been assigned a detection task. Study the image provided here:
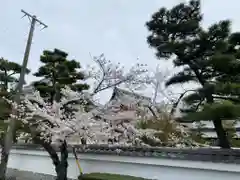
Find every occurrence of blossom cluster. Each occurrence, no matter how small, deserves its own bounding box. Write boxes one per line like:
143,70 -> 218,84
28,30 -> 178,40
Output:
7,86 -> 160,146
86,54 -> 149,94
5,55 -> 199,148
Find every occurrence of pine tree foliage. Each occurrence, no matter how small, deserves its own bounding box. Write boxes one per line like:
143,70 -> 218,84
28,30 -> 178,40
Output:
0,58 -> 30,93
146,0 -> 240,148
0,57 -> 31,120
0,58 -> 30,143
33,49 -> 89,102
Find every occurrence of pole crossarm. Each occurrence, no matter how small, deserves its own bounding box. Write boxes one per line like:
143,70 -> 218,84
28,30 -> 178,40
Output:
21,9 -> 48,30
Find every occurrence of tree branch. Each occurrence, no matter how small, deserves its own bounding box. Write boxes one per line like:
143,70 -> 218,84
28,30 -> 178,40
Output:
170,89 -> 197,115
7,72 -> 17,77
213,95 -> 240,103
147,106 -> 157,119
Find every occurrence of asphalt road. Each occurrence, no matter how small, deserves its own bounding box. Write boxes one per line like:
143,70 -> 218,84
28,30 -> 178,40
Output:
6,168 -> 75,180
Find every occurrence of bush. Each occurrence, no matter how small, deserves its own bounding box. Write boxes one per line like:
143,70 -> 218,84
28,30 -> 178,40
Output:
137,110 -> 197,147
79,173 -> 149,180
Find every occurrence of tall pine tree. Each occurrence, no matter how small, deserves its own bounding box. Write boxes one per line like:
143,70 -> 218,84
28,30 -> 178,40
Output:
29,49 -> 90,180
146,0 -> 240,148
33,49 -> 89,102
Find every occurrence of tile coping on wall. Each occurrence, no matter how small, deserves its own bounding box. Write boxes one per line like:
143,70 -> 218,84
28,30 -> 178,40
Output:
10,143 -> 240,164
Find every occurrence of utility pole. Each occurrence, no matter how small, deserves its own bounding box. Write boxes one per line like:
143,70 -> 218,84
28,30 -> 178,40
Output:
0,10 -> 47,179
16,9 -> 48,95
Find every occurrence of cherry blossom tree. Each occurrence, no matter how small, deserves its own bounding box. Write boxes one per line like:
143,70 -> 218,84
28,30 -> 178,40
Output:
3,56 -> 153,180
147,65 -> 174,106
3,54 -> 198,179
86,54 -> 149,94
7,86 -> 159,180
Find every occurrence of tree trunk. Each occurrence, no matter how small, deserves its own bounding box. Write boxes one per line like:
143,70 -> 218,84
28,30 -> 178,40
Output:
32,136 -> 69,180
56,141 -> 68,180
0,144 -> 9,180
206,95 -> 230,148
0,122 -> 15,180
32,137 -> 60,169
190,66 -> 230,149
205,93 -> 230,149
0,126 -> 18,180
213,120 -> 230,148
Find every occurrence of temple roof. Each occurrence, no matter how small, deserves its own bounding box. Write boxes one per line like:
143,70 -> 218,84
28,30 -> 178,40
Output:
107,87 -> 151,106
110,87 -> 151,101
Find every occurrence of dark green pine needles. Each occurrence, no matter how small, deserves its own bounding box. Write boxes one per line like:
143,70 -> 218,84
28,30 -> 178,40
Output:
146,0 -> 240,148
33,48 -> 89,102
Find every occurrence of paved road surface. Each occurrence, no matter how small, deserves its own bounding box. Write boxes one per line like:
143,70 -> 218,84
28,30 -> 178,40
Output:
6,168 -> 75,180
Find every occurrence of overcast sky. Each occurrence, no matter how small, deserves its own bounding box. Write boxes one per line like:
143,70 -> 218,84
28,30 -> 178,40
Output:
0,0 -> 239,103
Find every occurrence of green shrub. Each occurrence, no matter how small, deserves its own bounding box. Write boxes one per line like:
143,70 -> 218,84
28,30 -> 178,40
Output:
79,173 -> 149,180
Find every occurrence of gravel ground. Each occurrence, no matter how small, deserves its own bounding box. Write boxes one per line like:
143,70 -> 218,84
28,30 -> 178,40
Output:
6,168 -> 76,180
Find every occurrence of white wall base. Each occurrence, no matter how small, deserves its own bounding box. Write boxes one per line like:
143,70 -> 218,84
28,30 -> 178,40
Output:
7,149 -> 240,180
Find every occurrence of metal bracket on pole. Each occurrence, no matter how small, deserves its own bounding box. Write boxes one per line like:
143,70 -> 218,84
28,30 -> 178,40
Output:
21,9 -> 48,30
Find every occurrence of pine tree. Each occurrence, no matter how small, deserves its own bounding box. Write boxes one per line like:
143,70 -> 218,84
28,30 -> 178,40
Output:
0,58 -> 30,142
183,31 -> 240,147
33,49 -> 89,102
0,58 -> 30,93
145,0 -> 240,148
0,57 -> 30,120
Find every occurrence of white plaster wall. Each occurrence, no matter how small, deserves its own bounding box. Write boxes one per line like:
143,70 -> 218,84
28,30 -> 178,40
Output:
7,149 -> 240,180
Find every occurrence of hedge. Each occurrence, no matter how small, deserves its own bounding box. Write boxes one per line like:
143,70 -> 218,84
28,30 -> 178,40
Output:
79,173 -> 151,180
